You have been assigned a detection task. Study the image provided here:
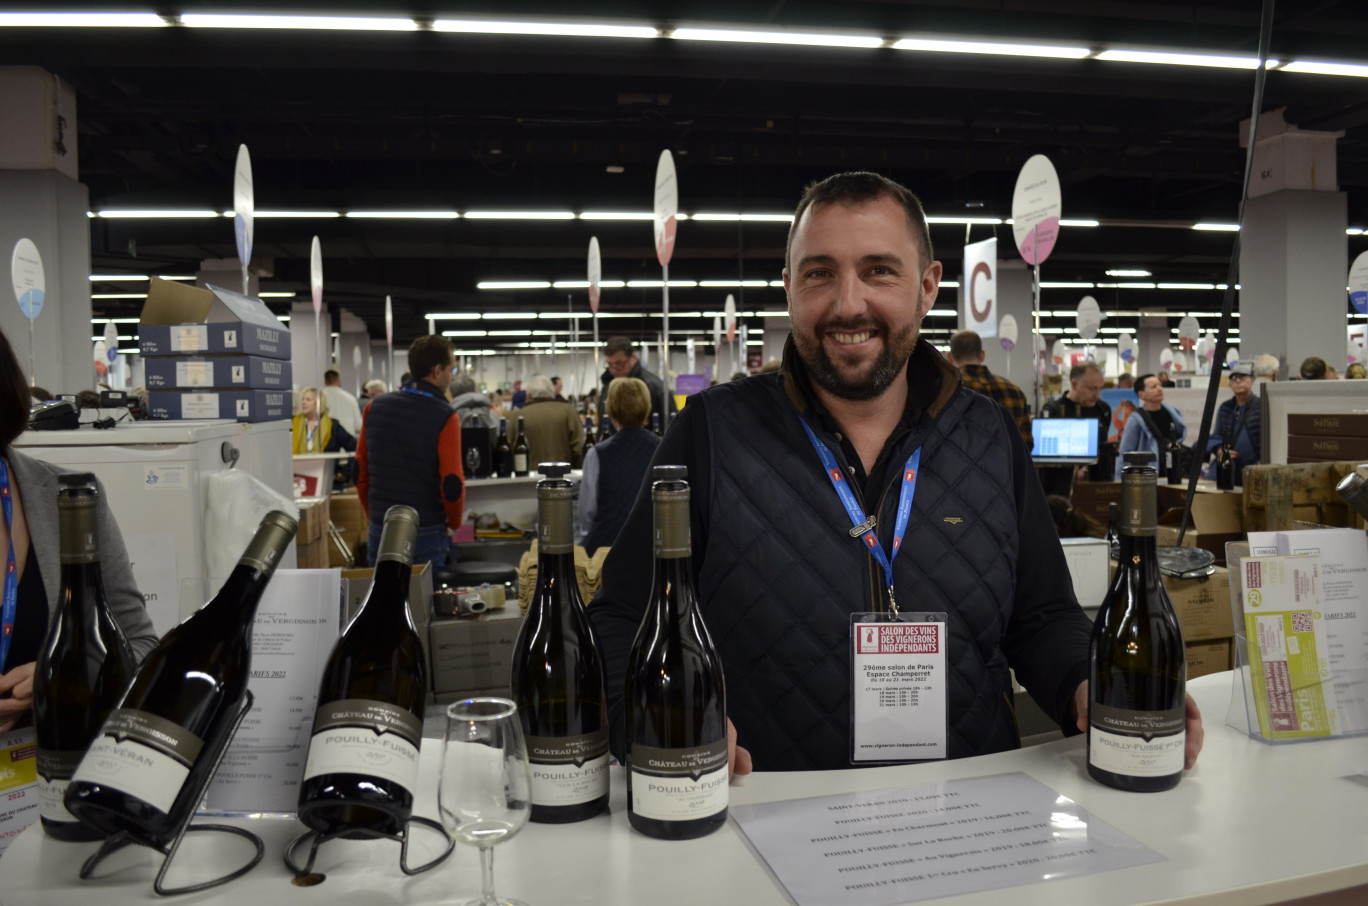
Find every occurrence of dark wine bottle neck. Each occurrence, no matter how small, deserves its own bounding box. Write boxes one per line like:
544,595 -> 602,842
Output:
205,561 -> 275,626
1115,533 -> 1160,578
362,558 -> 413,619
649,556 -> 698,617
58,562 -> 106,621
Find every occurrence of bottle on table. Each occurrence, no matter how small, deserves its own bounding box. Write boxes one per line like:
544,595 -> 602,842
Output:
513,417 -> 530,477
624,465 -> 728,839
65,511 -> 298,847
1214,442 -> 1236,490
297,505 -> 426,838
494,418 -> 514,478
1103,501 -> 1119,561
32,474 -> 137,841
582,416 -> 596,456
1088,450 -> 1187,792
509,462 -> 610,823
1165,428 -> 1184,485
650,412 -> 661,437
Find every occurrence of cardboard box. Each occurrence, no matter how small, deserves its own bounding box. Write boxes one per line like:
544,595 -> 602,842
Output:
329,490 -> 368,538
1163,566 -> 1233,642
1287,413 -> 1368,438
1286,435 -> 1368,462
297,535 -> 330,569
342,564 -> 434,689
147,389 -> 290,423
296,498 -> 329,545
138,277 -> 291,359
1187,638 -> 1233,679
428,608 -> 525,695
144,355 -> 292,391
1157,491 -> 1243,566
1070,480 -> 1123,526
1061,538 -> 1111,610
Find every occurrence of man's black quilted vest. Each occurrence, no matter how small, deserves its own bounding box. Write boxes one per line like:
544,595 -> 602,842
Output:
583,428 -> 660,554
693,375 -> 1021,770
362,384 -> 456,529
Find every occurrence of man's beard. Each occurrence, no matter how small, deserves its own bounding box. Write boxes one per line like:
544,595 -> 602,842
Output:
794,311 -> 921,402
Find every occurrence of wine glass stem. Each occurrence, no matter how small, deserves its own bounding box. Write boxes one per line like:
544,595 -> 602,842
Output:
480,846 -> 498,906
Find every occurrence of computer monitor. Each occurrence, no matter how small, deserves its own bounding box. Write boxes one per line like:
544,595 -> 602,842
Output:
1031,417 -> 1099,466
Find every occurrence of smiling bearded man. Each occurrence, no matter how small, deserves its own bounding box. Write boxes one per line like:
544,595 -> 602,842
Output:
587,171 -> 1204,776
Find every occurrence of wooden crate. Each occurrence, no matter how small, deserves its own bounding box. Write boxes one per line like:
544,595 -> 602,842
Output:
1242,461 -> 1367,532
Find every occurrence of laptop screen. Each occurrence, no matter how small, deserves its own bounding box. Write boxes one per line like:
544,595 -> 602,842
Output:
1032,417 -> 1099,463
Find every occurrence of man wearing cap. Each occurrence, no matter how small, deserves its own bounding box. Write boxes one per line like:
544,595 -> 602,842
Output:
1206,360 -> 1261,486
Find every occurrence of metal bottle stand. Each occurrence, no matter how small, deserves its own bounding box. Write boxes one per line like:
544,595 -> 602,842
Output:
78,694 -> 266,897
283,815 -> 454,880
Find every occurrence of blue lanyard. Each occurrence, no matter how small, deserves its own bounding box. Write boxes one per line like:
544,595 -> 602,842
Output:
305,421 -> 318,451
0,458 -> 18,672
800,420 -> 921,616
401,385 -> 439,400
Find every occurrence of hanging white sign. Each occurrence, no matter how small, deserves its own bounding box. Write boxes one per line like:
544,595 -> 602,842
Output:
653,151 -> 679,267
1050,339 -> 1066,374
384,295 -> 393,345
998,314 -> 1018,351
310,236 -> 324,315
962,237 -> 996,338
10,238 -> 44,320
1349,250 -> 1368,315
103,321 -> 119,362
232,144 -> 255,270
1118,332 -> 1137,368
1011,154 -> 1062,266
587,236 -> 602,314
724,294 -> 737,343
1177,316 -> 1200,352
1076,295 -> 1101,339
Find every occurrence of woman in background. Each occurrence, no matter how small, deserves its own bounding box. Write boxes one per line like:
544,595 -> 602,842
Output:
578,377 -> 660,555
292,386 -> 357,487
0,329 -> 157,732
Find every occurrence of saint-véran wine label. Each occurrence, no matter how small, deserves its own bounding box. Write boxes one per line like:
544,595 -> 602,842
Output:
72,709 -> 203,814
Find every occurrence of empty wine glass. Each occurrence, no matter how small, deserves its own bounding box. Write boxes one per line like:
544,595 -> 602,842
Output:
439,697 -> 532,906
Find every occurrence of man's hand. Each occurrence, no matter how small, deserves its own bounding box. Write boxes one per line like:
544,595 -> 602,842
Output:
727,717 -> 753,778
1073,680 -> 1204,770
0,662 -> 36,735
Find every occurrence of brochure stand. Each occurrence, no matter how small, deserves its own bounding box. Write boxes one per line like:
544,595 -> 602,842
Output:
78,694 -> 266,896
283,816 -> 454,880
1225,539 -> 1368,744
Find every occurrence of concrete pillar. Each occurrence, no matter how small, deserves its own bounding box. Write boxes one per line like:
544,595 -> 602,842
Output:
0,67 -> 91,395
1138,308 -> 1171,377
288,300 -> 331,391
335,308 -> 369,396
195,257 -> 258,298
1239,190 -> 1347,378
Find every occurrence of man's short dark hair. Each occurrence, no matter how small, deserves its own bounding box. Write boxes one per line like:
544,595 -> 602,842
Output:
0,330 -> 30,448
1299,356 -> 1327,380
604,336 -> 635,357
407,335 -> 453,382
1069,362 -> 1101,382
948,330 -> 983,362
1136,373 -> 1158,392
323,369 -> 340,385
786,171 -> 934,273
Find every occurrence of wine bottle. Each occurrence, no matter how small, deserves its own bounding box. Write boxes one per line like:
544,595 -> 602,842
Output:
65,510 -> 298,847
494,418 -> 514,478
581,417 -> 596,456
1103,501 -> 1119,561
625,465 -> 728,839
32,474 -> 137,842
1088,451 -> 1187,792
297,505 -> 426,838
1215,442 -> 1235,490
650,412 -> 661,437
510,463 -> 609,824
513,417 -> 530,477
1165,428 -> 1183,485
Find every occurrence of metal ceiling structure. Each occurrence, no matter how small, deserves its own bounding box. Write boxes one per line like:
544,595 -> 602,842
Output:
6,1 -> 1368,353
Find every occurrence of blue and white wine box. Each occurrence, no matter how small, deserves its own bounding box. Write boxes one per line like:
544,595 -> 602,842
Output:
148,389 -> 291,423
143,355 -> 292,391
139,278 -> 291,359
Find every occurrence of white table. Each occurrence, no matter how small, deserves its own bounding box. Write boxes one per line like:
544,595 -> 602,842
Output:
3,672 -> 1366,905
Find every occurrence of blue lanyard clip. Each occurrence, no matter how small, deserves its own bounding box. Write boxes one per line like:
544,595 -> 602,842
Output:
848,515 -> 877,538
